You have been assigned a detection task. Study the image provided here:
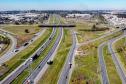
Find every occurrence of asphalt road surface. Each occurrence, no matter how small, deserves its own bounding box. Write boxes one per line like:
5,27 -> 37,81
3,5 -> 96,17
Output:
98,42 -> 109,84
58,30 -> 77,84
108,35 -> 126,84
23,27 -> 63,84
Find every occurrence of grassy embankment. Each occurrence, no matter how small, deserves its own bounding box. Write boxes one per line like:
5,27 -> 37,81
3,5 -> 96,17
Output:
74,21 -> 113,43
114,37 -> 126,70
2,25 -> 40,46
103,45 -> 121,84
0,35 -> 11,57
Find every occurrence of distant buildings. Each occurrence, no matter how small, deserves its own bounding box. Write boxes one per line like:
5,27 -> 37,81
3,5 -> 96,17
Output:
103,14 -> 126,27
66,14 -> 92,20
0,13 -> 49,24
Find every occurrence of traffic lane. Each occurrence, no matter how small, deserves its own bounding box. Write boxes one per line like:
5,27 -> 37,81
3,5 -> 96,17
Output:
24,28 -> 63,84
58,31 -> 76,84
108,39 -> 126,84
34,28 -> 63,83
98,42 -> 109,84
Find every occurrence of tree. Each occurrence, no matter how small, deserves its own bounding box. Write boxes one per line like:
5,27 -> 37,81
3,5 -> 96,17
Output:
92,24 -> 97,31
25,29 -> 29,33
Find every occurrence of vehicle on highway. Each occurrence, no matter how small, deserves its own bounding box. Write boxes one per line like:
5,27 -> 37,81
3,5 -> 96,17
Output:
30,39 -> 33,42
23,42 -> 29,46
69,62 -> 72,68
47,60 -> 53,65
49,37 -> 52,40
14,49 -> 19,52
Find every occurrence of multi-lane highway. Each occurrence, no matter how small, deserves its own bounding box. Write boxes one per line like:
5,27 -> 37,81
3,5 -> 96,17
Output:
0,27 -> 56,84
98,42 -> 109,84
23,27 -> 63,84
58,30 -> 77,84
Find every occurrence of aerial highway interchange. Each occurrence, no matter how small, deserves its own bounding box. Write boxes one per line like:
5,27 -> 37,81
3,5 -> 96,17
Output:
0,11 -> 126,84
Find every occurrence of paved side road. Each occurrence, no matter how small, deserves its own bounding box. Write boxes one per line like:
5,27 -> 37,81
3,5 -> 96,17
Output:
108,35 -> 126,84
98,42 -> 109,84
58,30 -> 77,84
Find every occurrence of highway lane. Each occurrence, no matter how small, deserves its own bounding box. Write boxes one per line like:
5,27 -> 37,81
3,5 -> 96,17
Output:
0,28 -> 56,84
23,27 -> 63,84
98,42 -> 109,84
34,28 -> 63,83
108,34 -> 126,84
58,30 -> 77,84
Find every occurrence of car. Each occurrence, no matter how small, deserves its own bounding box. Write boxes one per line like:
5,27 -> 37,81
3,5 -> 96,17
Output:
14,49 -> 19,52
31,40 -> 33,42
38,66 -> 41,68
69,62 -> 72,68
49,37 -> 52,40
23,42 -> 29,46
47,60 -> 53,65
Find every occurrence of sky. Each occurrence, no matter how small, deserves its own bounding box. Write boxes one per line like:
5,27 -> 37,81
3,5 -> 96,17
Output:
0,0 -> 126,10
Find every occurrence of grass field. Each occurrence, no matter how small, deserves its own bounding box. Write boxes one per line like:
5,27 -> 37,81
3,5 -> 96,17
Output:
37,29 -> 72,84
2,25 -> 40,46
0,35 -> 11,57
11,28 -> 59,84
103,45 -> 121,84
74,21 -> 111,43
70,30 -> 122,84
0,44 -> 11,57
0,29 -> 52,81
114,37 -> 126,70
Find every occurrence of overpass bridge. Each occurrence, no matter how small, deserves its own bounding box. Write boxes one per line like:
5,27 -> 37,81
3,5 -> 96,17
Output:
38,24 -> 76,28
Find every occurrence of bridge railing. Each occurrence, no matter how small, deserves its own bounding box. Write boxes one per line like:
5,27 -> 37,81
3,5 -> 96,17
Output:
38,24 -> 76,28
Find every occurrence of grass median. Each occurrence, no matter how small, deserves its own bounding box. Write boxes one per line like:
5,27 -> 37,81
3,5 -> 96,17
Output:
0,29 -> 52,81
37,29 -> 72,84
11,28 -> 60,84
103,45 -> 121,84
114,37 -> 126,70
70,31 -> 122,84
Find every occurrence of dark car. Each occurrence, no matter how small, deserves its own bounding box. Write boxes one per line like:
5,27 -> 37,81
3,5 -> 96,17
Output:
47,60 -> 53,65
14,49 -> 19,52
23,42 -> 29,46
